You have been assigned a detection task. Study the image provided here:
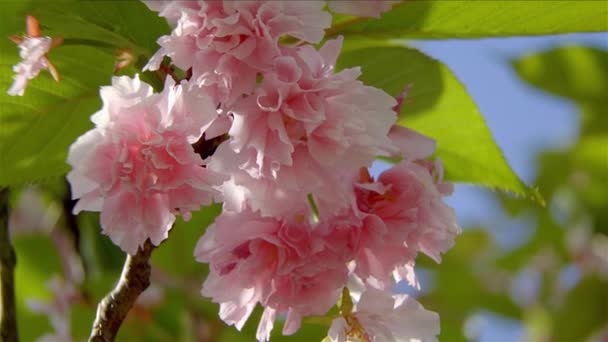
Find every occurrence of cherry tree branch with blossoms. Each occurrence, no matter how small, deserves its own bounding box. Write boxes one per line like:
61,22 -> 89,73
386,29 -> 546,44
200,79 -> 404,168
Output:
7,1 -> 461,341
3,0 -> 606,340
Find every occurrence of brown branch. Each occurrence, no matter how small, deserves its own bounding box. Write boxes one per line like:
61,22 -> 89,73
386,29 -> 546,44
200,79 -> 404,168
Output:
192,133 -> 228,160
0,188 -> 18,342
88,240 -> 155,342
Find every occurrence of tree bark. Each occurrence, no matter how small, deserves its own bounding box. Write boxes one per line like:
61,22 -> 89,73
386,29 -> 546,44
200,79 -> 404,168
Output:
0,188 -> 18,342
88,240 -> 155,342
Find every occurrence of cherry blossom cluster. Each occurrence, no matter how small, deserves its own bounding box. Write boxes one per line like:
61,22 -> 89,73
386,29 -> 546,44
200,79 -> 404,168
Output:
61,1 -> 461,341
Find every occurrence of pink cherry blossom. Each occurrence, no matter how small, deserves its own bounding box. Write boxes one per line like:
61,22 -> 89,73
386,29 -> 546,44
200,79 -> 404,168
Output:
209,142 -> 358,218
144,0 -> 332,106
328,0 -> 401,18
7,36 -> 54,96
353,160 -> 460,287
328,287 -> 440,342
67,75 -> 225,255
194,208 -> 349,341
212,37 -> 397,218
386,125 -> 437,161
143,1 -> 199,25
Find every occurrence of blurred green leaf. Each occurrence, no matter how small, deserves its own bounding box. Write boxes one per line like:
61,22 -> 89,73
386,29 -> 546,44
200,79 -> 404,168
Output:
12,235 -> 62,341
495,211 -> 567,271
513,46 -> 608,106
148,289 -> 194,342
551,276 -> 608,341
152,203 -> 222,277
71,301 -> 97,340
571,135 -> 608,234
78,212 -> 125,280
216,305 -> 328,342
512,46 -> 608,234
332,1 -> 608,39
571,135 -> 608,214
419,230 -> 522,341
513,46 -> 608,135
337,45 -> 542,202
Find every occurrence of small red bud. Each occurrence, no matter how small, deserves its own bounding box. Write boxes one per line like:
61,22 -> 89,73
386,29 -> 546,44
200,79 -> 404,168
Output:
26,15 -> 41,38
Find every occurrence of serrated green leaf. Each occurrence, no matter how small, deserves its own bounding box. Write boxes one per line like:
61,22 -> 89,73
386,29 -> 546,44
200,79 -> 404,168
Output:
337,45 -> 542,203
30,0 -> 169,55
331,1 -> 608,40
0,0 -> 169,54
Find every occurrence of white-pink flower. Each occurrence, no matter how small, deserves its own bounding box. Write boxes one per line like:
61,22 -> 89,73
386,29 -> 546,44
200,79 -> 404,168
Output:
67,75 -> 225,255
194,208 -> 349,341
328,287 -> 440,342
144,0 -> 332,106
7,36 -> 54,96
212,37 -> 397,218
353,160 -> 460,287
327,0 -> 401,18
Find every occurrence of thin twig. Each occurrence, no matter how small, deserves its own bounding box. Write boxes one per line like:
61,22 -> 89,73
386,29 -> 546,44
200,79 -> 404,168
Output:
0,188 -> 18,342
88,240 -> 155,342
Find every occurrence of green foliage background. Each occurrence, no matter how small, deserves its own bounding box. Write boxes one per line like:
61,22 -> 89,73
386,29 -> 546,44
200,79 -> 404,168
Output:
0,1 -> 606,341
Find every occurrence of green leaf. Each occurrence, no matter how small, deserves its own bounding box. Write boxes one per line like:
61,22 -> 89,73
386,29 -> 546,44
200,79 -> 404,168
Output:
570,135 -> 608,235
418,230 -> 522,341
30,0 -> 169,55
331,1 -> 608,39
495,210 -> 567,271
551,276 -> 608,341
0,0 -> 168,186
511,46 -> 608,233
513,46 -> 608,105
77,212 -> 125,280
0,0 -> 169,54
0,42 -> 112,186
512,46 -> 608,135
337,45 -> 542,202
12,235 -> 63,341
152,203 -> 222,277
